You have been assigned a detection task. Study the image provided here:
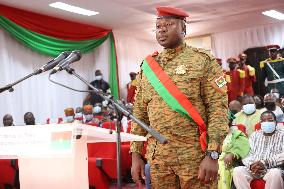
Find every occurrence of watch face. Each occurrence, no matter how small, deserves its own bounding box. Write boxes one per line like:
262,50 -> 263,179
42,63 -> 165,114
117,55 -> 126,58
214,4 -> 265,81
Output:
211,151 -> 219,160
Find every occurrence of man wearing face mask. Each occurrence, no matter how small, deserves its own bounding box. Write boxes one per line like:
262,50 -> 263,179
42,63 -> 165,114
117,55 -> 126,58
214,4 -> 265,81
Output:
74,107 -> 83,122
225,58 -> 245,102
260,45 -> 284,96
130,6 -> 228,189
24,112 -> 35,125
233,111 -> 284,189
253,95 -> 264,109
237,53 -> 256,96
64,108 -> 75,123
82,105 -> 96,125
262,93 -> 284,122
87,69 -> 110,105
233,95 -> 263,136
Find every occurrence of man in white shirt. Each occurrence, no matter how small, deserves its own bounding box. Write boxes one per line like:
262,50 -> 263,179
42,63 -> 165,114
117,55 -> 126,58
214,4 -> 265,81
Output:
233,111 -> 284,189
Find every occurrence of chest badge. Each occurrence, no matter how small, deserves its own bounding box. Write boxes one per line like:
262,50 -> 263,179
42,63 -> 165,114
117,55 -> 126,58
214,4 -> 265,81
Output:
175,65 -> 187,75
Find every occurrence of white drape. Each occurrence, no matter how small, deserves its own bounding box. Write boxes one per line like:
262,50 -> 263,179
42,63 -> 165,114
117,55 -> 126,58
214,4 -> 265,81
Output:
0,29 -> 110,126
114,33 -> 161,99
0,30 -> 160,126
212,22 -> 284,69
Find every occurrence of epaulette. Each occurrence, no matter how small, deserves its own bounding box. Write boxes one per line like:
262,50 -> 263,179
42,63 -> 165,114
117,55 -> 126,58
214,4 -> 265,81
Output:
191,47 -> 215,61
259,59 -> 267,69
237,69 -> 246,78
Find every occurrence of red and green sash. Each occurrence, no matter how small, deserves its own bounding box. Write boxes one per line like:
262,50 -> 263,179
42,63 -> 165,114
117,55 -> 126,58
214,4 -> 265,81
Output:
142,55 -> 207,151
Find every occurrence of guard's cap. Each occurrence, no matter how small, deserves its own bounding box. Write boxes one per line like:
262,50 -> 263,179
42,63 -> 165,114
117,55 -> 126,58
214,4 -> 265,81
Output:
129,72 -> 137,76
267,45 -> 280,51
227,57 -> 237,63
64,108 -> 75,116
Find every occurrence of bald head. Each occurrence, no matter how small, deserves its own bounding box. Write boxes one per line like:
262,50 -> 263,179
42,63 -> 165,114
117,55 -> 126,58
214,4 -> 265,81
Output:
3,114 -> 13,126
229,100 -> 242,114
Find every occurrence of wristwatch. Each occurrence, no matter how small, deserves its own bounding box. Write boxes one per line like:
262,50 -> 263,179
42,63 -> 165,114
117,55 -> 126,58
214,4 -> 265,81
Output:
206,151 -> 219,160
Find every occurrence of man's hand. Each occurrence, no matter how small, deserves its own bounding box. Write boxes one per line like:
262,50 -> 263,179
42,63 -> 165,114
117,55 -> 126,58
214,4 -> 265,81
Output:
224,153 -> 235,169
250,161 -> 266,176
131,152 -> 146,184
198,155 -> 218,182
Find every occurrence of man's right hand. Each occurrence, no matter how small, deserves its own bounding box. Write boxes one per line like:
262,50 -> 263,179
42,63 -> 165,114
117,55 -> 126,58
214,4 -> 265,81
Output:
131,152 -> 146,184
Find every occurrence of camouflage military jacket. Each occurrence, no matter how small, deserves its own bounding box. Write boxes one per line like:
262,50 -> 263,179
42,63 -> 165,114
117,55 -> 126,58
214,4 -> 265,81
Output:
130,44 -> 228,161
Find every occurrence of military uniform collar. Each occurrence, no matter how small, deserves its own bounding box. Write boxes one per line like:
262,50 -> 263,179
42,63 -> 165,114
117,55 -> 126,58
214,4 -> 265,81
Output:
158,43 -> 186,63
163,43 -> 186,54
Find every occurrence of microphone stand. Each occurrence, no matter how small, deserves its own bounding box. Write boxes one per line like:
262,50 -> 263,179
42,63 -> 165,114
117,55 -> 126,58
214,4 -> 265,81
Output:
62,66 -> 167,189
0,72 -> 37,94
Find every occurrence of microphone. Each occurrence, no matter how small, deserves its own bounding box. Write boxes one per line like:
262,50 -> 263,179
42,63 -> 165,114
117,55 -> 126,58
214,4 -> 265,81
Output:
34,51 -> 71,75
50,50 -> 81,75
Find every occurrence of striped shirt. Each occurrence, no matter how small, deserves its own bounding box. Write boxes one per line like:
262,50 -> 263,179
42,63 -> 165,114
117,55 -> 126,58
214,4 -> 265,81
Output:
242,129 -> 284,169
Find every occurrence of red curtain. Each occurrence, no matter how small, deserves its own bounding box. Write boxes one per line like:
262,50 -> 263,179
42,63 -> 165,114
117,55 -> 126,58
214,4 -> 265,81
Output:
0,4 -> 111,41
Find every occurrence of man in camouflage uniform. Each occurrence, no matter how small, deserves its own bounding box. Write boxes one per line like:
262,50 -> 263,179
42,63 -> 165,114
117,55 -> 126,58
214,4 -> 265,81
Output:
130,6 -> 228,189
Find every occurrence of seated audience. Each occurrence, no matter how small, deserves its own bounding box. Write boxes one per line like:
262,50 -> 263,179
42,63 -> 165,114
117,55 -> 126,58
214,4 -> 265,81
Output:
233,95 -> 263,136
262,93 -> 284,122
64,108 -> 75,123
24,112 -> 35,125
233,111 -> 284,189
218,118 -> 250,189
2,114 -> 14,126
254,95 -> 264,109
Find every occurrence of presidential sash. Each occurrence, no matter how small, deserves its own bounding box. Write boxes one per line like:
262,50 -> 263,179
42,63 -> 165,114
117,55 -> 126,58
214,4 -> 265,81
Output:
142,55 -> 207,151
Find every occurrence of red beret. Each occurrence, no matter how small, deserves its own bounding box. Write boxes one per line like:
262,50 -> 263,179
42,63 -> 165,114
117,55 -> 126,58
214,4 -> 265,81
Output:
156,6 -> 189,19
266,45 -> 280,51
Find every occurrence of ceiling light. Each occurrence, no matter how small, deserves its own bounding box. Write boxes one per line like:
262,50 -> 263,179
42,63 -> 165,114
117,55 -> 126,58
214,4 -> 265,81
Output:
49,2 -> 99,16
262,10 -> 284,20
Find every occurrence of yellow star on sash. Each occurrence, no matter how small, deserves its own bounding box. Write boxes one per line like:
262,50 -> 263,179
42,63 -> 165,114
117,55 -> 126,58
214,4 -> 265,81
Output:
175,65 -> 187,75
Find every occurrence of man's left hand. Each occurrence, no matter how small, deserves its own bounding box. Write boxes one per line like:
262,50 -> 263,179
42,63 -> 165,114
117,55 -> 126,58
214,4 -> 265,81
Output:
198,155 -> 218,182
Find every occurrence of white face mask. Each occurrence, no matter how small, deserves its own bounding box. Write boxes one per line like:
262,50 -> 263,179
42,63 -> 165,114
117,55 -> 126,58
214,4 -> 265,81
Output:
273,93 -> 280,99
242,104 -> 256,115
75,112 -> 83,118
261,121 -> 276,133
95,75 -> 102,80
85,114 -> 93,121
93,106 -> 102,114
230,126 -> 238,132
66,116 -> 74,123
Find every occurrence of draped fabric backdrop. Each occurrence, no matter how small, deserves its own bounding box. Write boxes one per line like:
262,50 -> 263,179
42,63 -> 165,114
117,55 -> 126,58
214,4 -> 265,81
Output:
212,22 -> 284,70
114,33 -> 161,98
0,5 -> 160,126
0,29 -> 112,125
0,4 -> 119,99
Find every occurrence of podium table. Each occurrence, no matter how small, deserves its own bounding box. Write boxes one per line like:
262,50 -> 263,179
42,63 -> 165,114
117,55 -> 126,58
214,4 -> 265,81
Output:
0,124 -> 146,189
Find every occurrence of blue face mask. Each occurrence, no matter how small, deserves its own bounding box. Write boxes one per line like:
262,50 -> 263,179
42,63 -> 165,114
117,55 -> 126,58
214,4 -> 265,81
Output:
243,104 -> 256,115
66,116 -> 74,123
93,106 -> 102,114
75,112 -> 83,118
85,114 -> 93,121
261,121 -> 276,133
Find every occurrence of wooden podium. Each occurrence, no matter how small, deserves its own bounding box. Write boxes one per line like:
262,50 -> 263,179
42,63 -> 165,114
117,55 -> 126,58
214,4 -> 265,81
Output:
0,124 -> 146,189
